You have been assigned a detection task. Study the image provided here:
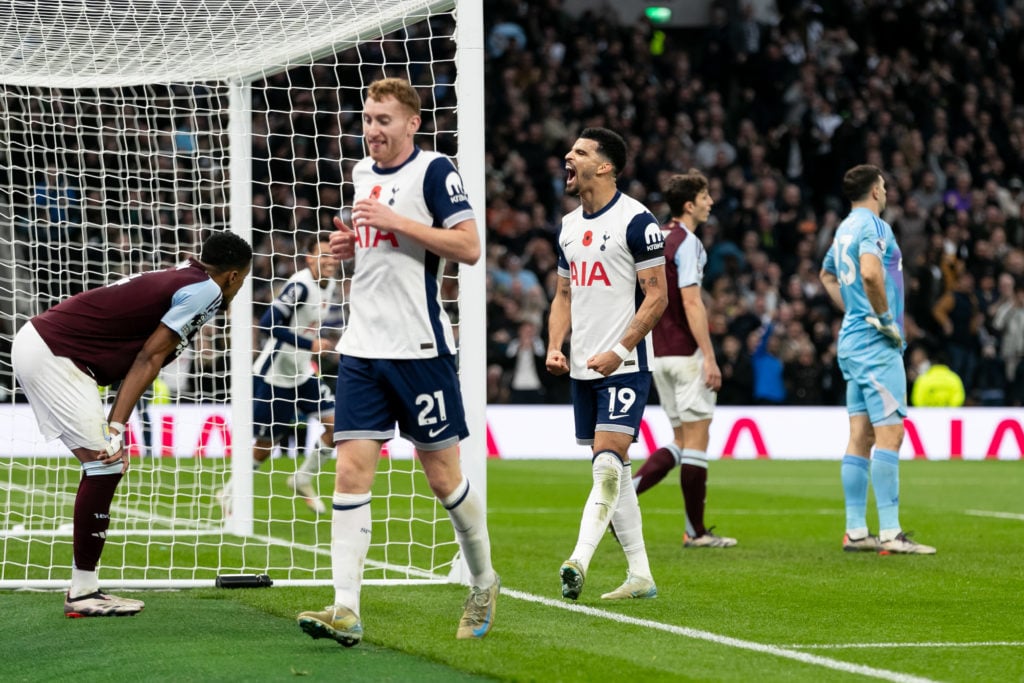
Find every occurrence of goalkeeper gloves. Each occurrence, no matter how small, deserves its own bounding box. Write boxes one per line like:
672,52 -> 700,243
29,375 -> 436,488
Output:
864,311 -> 902,347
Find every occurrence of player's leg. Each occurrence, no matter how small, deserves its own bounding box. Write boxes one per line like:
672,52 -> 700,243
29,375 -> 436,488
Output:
836,355 -> 881,552
679,417 -> 735,548
12,323 -> 143,617
290,378 -> 336,514
593,374 -> 656,600
863,356 -> 935,555
393,356 -> 498,639
298,356 -> 390,645
633,357 -> 683,494
841,412 -> 877,551
598,430 -> 657,600
557,378 -> 611,598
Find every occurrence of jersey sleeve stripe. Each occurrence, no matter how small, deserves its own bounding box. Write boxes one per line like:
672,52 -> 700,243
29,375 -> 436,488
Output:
442,208 -> 475,228
634,255 -> 666,271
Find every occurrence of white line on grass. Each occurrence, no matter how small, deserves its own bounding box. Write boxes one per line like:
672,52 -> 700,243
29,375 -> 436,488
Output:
490,507 -> 837,516
783,641 -> 1024,649
965,509 -> 1024,521
502,587 -> 940,683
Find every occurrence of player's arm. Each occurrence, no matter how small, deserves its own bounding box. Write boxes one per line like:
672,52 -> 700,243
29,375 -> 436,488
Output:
101,324 -> 181,468
860,253 -> 888,314
861,253 -> 902,346
587,263 -> 668,377
819,269 -> 844,312
260,285 -> 328,353
681,284 -> 722,391
545,274 -> 571,376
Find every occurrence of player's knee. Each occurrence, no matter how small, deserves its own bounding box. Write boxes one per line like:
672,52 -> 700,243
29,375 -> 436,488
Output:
592,450 -> 624,483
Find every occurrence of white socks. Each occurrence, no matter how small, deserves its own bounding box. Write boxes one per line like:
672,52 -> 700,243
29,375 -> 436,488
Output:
609,460 -> 652,579
69,566 -> 99,598
296,444 -> 335,481
570,451 -> 622,573
442,477 -> 496,589
331,492 -> 372,615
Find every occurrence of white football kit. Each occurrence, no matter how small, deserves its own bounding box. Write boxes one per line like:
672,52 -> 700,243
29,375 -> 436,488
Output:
556,191 -> 666,380
254,267 -> 336,387
337,148 -> 474,359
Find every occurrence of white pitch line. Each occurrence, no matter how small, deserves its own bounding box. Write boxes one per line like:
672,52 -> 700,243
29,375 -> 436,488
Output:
783,642 -> 1024,650
965,509 -> 1024,521
502,588 -> 939,683
490,507 -> 836,516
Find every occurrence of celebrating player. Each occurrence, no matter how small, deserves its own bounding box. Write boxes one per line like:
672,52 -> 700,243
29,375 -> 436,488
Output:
633,170 -> 736,548
546,127 -> 668,601
296,77 -> 499,646
12,231 -> 252,616
221,232 -> 339,515
820,164 -> 936,555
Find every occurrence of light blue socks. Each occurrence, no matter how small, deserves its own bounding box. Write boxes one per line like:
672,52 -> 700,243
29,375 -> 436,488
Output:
841,454 -> 870,536
871,449 -> 901,538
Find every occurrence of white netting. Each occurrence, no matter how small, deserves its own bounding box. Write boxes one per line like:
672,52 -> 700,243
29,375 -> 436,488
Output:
0,0 -> 454,87
0,0 -> 480,588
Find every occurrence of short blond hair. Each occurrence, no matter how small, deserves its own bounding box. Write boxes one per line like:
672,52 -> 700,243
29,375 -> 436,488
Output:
366,77 -> 421,116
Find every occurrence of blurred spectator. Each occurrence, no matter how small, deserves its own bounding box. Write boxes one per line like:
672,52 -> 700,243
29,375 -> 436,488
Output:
503,319 -> 548,404
910,345 -> 965,408
716,333 -> 753,405
932,268 -> 983,393
784,340 -> 823,405
749,323 -> 786,405
991,277 -> 1024,389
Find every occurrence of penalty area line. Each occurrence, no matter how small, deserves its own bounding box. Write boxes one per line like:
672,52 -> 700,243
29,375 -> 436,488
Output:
503,587 -> 939,683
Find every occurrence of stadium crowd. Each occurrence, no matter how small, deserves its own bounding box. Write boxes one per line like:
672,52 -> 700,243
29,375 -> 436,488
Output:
3,0 -> 1024,409
480,0 -> 1024,407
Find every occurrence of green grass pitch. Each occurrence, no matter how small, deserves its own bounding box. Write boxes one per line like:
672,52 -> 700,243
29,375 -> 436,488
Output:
2,458 -> 1022,682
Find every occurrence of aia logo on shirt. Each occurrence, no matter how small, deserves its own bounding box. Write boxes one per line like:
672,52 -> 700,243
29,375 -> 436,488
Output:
354,226 -> 399,249
570,260 -> 610,287
355,185 -> 399,248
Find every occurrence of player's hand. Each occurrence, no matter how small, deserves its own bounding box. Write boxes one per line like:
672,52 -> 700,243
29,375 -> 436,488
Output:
546,349 -> 569,376
330,216 -> 356,260
586,350 -> 622,377
352,197 -> 403,234
101,429 -> 129,472
704,358 -> 722,392
311,337 -> 331,354
865,312 -> 902,347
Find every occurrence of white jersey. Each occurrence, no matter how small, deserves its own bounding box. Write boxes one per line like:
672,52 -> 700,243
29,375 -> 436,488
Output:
338,147 -> 474,359
557,191 -> 665,379
254,267 -> 336,387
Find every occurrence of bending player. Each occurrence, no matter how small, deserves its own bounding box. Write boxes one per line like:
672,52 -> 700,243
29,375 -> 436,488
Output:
12,231 -> 251,616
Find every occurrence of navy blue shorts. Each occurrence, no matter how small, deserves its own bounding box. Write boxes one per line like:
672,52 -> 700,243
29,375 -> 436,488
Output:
333,354 -> 468,452
570,372 -> 652,446
253,374 -> 335,441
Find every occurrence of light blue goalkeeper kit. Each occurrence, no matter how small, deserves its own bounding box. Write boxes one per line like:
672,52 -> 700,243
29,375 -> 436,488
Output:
823,206 -> 907,538
822,206 -> 907,424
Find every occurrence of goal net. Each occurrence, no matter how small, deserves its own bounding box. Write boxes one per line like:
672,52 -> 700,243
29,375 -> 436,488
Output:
0,0 -> 487,588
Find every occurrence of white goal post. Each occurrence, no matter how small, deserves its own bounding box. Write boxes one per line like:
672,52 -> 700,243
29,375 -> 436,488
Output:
0,0 -> 486,588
